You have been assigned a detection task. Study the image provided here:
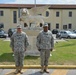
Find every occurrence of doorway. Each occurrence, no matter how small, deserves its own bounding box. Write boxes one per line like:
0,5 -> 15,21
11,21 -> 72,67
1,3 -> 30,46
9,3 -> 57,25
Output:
48,23 -> 51,30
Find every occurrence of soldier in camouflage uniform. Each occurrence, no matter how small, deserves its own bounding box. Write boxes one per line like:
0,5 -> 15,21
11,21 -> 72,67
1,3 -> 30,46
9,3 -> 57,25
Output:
36,23 -> 54,73
10,25 -> 29,74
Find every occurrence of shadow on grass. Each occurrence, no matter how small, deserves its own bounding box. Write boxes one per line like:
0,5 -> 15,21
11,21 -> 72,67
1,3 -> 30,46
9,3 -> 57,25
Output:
0,53 -> 14,62
0,53 -> 39,62
24,55 -> 39,60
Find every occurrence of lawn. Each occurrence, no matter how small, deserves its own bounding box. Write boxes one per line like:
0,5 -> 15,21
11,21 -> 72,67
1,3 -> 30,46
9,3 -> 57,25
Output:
0,38 -> 76,65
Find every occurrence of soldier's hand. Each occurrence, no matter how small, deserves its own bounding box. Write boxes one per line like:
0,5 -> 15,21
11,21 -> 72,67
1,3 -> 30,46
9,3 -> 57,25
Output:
38,49 -> 41,51
50,48 -> 53,51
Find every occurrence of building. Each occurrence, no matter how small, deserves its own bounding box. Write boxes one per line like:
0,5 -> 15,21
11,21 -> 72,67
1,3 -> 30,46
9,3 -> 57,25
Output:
0,4 -> 76,32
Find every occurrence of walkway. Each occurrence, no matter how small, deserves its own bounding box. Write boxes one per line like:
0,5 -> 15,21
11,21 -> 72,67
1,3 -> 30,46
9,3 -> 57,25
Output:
0,68 -> 76,75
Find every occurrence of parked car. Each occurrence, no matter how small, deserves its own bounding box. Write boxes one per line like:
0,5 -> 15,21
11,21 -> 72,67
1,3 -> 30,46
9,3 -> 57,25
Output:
73,30 -> 76,33
56,30 -> 76,39
0,30 -> 8,38
52,29 -> 59,34
8,28 -> 16,37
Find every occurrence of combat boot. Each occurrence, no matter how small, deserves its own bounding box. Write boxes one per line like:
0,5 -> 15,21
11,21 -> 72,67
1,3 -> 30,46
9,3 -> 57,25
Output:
19,67 -> 23,74
14,67 -> 19,74
40,66 -> 44,73
44,66 -> 49,73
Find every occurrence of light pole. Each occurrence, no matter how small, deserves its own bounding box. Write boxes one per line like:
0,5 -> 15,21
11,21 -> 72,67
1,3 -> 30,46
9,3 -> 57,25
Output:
34,0 -> 36,8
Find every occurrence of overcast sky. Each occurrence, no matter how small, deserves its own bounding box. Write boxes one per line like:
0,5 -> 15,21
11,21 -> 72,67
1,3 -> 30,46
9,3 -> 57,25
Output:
0,0 -> 76,4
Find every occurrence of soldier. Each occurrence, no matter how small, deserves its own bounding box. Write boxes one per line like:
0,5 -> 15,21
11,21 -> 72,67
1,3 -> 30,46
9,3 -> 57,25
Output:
36,23 -> 54,73
10,25 -> 29,74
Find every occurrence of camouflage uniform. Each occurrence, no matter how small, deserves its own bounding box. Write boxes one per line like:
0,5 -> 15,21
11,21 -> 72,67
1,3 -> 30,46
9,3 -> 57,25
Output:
36,30 -> 54,66
10,31 -> 29,67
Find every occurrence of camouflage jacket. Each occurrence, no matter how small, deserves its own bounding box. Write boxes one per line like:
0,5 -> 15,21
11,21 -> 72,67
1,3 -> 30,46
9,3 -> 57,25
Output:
10,31 -> 29,52
36,30 -> 54,50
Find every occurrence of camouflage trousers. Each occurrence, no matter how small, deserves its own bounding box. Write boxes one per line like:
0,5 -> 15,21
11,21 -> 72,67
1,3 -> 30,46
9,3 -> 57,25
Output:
14,51 -> 25,67
40,49 -> 50,67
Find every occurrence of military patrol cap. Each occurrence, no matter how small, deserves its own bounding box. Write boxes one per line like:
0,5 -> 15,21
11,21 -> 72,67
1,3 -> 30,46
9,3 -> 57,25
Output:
17,25 -> 22,28
43,23 -> 48,27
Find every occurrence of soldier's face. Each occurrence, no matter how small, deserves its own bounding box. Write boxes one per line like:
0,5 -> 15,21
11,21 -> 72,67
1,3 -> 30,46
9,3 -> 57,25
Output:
17,28 -> 22,33
43,26 -> 48,32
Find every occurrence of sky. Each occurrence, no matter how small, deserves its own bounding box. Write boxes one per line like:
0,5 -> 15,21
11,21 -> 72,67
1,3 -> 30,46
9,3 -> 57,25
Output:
0,0 -> 76,4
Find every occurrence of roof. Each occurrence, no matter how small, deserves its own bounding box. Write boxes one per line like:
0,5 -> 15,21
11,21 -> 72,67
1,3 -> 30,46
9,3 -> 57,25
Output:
0,4 -> 76,9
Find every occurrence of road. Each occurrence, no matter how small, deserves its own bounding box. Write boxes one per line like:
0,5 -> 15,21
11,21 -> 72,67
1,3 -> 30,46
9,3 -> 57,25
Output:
0,69 -> 76,75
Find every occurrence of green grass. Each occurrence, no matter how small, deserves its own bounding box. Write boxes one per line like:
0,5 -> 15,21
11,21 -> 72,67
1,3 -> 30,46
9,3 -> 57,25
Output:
0,39 -> 76,65
50,39 -> 76,65
0,39 -> 14,65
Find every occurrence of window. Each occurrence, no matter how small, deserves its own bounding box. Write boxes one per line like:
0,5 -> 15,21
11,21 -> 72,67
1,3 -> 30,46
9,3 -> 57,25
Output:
0,11 -> 4,16
56,23 -> 59,29
56,11 -> 59,17
40,23 -> 42,27
30,23 -> 31,27
64,32 -> 67,34
69,11 -> 72,17
63,25 -> 67,29
48,23 -> 51,30
68,24 -> 72,29
24,23 -> 28,27
13,11 -> 17,23
46,11 -> 49,17
38,14 -> 42,16
0,23 -> 4,28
